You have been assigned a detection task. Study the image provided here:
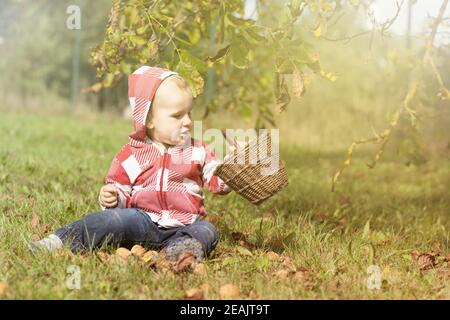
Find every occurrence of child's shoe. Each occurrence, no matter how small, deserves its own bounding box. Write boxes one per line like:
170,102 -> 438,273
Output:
28,234 -> 63,253
163,237 -> 204,262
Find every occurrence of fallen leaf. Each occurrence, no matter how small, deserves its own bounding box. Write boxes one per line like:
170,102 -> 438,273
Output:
97,252 -> 111,263
413,252 -> 437,271
131,245 -> 146,257
184,287 -> 204,300
281,256 -> 295,271
0,282 -> 9,296
247,290 -> 259,299
239,240 -> 256,250
141,250 -> 158,264
31,213 -> 51,235
52,249 -> 73,258
267,251 -> 280,261
260,210 -> 274,218
116,247 -> 132,261
293,267 -> 309,281
219,284 -> 240,299
174,252 -> 196,272
236,246 -> 253,256
437,268 -> 450,280
31,213 -> 40,229
231,232 -> 248,242
445,253 -> 450,262
293,267 -> 316,290
431,240 -> 444,254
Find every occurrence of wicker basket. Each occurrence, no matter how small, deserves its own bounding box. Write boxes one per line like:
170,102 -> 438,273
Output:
215,130 -> 289,205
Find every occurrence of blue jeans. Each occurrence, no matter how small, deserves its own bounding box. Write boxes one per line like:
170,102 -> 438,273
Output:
53,208 -> 218,255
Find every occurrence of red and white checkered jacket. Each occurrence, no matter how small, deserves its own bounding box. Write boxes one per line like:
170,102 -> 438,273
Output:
101,66 -> 231,228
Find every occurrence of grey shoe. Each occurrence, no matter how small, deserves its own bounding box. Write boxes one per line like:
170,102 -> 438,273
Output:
28,234 -> 63,253
164,237 -> 204,262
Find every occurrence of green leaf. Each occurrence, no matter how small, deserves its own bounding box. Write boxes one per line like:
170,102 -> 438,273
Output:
222,256 -> 237,266
307,61 -> 321,73
283,232 -> 296,245
207,45 -> 231,63
236,246 -> 253,256
129,35 -> 146,46
245,27 -> 267,43
256,255 -> 270,271
120,61 -> 132,74
362,219 -> 371,239
179,49 -> 208,74
230,40 -> 249,69
176,61 -> 204,98
226,14 -> 255,27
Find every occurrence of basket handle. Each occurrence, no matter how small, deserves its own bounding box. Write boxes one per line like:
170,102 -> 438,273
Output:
221,129 -> 238,156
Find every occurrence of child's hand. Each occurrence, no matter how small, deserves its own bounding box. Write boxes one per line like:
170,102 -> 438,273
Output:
99,184 -> 118,208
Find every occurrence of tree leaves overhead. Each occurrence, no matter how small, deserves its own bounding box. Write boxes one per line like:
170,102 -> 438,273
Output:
90,0 -> 341,127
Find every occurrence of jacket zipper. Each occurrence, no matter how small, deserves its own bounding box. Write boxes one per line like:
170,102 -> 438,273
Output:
159,149 -> 168,211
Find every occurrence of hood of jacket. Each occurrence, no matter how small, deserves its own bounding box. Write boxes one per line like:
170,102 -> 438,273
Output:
127,66 -> 178,146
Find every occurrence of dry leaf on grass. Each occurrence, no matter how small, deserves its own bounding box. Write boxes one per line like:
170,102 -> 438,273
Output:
267,251 -> 281,261
293,267 -> 316,290
247,290 -> 259,299
141,250 -> 159,265
219,284 -> 240,299
281,256 -> 296,271
184,287 -> 205,300
116,247 -> 133,261
97,252 -> 111,263
412,251 -> 438,271
231,232 -> 256,250
131,245 -> 146,257
173,252 -> 196,273
274,269 -> 290,278
445,253 -> 450,264
260,210 -> 274,218
0,282 -> 9,296
31,213 -> 51,235
52,249 -> 74,258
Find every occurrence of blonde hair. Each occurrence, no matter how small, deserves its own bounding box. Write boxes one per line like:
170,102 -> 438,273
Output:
166,74 -> 191,91
145,74 -> 192,127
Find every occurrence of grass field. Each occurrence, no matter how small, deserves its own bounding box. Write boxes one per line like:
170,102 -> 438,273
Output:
0,110 -> 449,299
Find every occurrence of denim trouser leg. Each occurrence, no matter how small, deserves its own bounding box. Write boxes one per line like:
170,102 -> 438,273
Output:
54,208 -> 158,252
53,208 -> 219,256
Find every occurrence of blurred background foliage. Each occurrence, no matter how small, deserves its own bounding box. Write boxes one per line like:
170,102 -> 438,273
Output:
0,0 -> 449,166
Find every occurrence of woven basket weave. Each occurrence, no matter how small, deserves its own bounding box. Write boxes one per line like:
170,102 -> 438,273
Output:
215,131 -> 289,205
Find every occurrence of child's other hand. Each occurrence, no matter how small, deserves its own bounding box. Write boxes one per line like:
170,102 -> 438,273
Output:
99,184 -> 118,208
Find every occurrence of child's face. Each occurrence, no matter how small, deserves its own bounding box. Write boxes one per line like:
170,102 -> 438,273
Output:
147,78 -> 193,148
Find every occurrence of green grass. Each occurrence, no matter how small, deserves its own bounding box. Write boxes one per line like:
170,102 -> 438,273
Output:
0,110 -> 449,299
